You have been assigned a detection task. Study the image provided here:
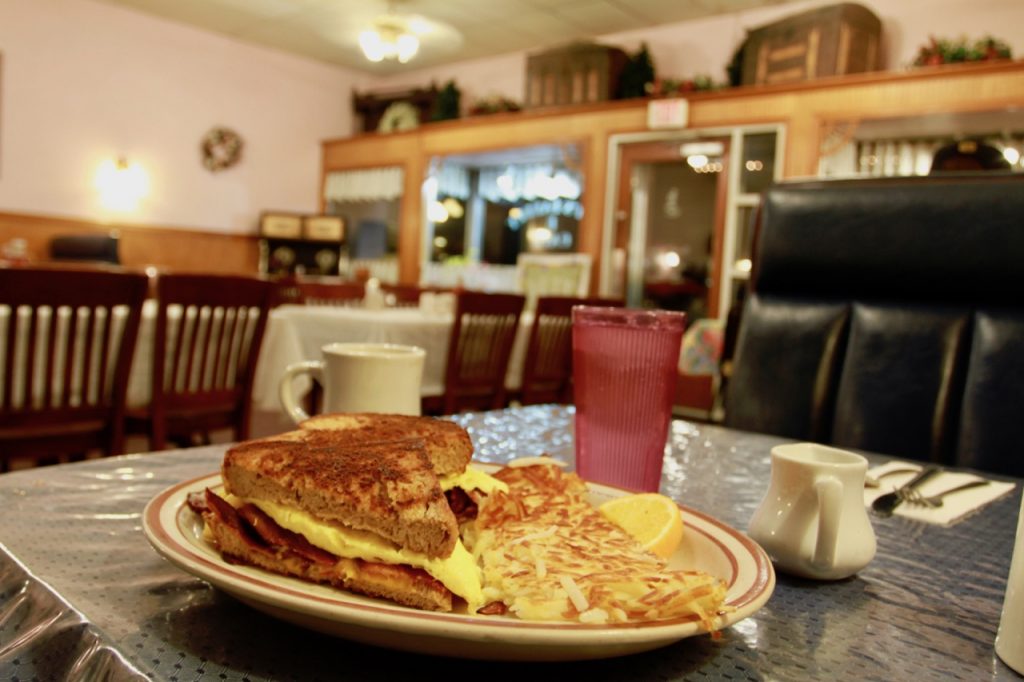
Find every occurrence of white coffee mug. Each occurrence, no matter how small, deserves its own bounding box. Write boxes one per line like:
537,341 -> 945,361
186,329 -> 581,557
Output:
996,495 -> 1024,674
749,442 -> 877,580
279,342 -> 425,423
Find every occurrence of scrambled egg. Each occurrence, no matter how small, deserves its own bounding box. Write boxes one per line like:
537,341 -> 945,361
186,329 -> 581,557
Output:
439,466 -> 508,496
224,465 -> 504,614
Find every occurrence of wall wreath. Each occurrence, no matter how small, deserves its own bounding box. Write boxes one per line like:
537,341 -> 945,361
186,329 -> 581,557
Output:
201,126 -> 244,172
377,101 -> 420,134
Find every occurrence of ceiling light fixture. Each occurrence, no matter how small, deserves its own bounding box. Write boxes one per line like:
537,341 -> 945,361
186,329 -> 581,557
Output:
359,20 -> 419,63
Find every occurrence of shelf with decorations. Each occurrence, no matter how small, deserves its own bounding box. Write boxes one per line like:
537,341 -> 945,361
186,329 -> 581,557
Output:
257,213 -> 347,277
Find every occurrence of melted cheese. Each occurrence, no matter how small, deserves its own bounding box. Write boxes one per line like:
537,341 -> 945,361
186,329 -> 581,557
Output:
439,466 -> 508,495
229,494 -> 485,613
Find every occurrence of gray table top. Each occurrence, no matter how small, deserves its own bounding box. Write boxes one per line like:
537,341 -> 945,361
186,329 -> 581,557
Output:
1,405 -> 1021,681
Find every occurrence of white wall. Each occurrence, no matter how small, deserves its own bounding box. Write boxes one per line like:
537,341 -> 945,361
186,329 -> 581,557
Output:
0,0 -> 369,234
373,0 -> 1024,119
0,0 -> 1020,234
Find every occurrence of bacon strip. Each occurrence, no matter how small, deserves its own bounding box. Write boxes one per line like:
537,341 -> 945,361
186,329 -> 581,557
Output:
236,503 -> 337,565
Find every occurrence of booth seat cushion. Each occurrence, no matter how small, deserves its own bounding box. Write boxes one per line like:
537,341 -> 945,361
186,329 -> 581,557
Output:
726,296 -> 847,442
830,303 -> 970,463
956,310 -> 1024,473
724,173 -> 1024,476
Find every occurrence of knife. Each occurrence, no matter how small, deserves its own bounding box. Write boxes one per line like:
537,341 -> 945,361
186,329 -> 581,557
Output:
870,466 -> 941,517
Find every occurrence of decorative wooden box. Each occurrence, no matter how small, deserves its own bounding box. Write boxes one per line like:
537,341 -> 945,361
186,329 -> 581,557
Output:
525,42 -> 628,109
740,3 -> 882,86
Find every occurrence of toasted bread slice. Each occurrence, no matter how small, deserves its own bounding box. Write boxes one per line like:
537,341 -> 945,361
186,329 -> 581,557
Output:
223,431 -> 458,558
200,489 -> 453,611
299,413 -> 472,477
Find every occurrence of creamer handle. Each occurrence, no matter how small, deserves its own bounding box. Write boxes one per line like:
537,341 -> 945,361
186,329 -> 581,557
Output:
813,476 -> 844,570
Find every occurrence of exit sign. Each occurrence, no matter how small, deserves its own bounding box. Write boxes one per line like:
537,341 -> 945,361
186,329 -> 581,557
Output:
647,98 -> 689,129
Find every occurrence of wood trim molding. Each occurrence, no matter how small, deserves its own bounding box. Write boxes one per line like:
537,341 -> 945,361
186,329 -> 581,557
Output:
0,211 -> 260,274
314,60 -> 1023,289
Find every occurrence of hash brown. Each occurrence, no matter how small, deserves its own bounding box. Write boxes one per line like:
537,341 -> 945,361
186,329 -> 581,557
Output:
468,464 -> 727,624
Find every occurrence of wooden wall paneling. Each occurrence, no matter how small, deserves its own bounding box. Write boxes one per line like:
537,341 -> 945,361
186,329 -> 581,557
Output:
0,211 -> 259,274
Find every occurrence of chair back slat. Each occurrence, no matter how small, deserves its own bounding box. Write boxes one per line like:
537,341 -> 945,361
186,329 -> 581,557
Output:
0,266 -> 148,469
519,296 -> 623,405
40,308 -> 58,410
60,307 -> 79,409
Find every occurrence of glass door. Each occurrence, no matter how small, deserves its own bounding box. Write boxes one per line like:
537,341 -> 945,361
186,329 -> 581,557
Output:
604,125 -> 783,320
614,137 -> 729,319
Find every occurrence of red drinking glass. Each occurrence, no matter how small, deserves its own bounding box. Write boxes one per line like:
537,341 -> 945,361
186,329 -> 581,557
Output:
572,306 -> 686,491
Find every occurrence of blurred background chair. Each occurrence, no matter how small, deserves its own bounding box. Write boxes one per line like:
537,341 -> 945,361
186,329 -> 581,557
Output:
0,266 -> 148,470
723,173 -> 1024,476
294,279 -> 365,306
424,291 -> 526,415
515,253 -> 591,311
381,283 -> 423,307
126,273 -> 273,450
269,274 -> 303,308
516,295 -> 623,406
49,232 -> 121,265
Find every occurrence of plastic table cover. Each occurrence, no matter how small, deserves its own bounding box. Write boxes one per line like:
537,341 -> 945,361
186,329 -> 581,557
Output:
0,405 -> 1021,681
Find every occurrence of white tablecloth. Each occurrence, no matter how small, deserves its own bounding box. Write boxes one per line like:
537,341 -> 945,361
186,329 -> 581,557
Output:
250,304 -> 533,415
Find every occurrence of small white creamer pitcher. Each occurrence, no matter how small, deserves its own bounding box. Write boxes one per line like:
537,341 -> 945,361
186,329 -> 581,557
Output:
749,442 -> 877,580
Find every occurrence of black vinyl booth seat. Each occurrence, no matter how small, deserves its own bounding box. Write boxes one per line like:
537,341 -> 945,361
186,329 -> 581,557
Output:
724,173 -> 1024,477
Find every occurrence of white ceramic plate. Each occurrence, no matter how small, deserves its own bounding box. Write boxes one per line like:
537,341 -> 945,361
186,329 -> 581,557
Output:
143,469 -> 774,661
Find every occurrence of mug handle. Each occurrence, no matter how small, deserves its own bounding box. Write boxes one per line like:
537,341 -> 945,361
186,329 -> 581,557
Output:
812,476 -> 844,570
279,360 -> 324,425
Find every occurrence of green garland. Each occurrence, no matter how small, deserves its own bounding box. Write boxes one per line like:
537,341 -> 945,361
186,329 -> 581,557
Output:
913,35 -> 1011,67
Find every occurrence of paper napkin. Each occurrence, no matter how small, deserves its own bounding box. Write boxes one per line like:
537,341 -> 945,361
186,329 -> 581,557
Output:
863,461 -> 1016,526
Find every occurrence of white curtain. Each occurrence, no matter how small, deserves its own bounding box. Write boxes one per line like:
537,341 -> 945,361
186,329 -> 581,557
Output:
435,164 -> 471,200
324,167 -> 404,202
477,164 -> 581,203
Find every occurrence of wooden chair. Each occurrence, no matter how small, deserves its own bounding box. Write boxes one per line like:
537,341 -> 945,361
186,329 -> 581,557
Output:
295,280 -> 365,306
515,253 -> 592,310
381,283 -> 423,307
269,275 -> 303,308
426,291 -> 526,415
517,296 -> 624,406
126,273 -> 273,450
0,265 -> 148,470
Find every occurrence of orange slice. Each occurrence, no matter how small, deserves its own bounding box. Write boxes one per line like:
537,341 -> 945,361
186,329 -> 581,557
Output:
598,493 -> 685,559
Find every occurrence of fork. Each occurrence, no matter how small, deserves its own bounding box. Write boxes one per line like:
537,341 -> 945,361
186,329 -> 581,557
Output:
899,480 -> 990,508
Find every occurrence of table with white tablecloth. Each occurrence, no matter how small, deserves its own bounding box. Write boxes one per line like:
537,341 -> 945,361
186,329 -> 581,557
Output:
250,304 -> 533,418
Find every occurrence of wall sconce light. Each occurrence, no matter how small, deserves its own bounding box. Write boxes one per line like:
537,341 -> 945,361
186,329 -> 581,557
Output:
95,157 -> 149,211
359,21 -> 419,63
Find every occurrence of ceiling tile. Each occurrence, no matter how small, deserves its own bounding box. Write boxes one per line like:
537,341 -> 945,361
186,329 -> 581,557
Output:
95,0 -> 810,74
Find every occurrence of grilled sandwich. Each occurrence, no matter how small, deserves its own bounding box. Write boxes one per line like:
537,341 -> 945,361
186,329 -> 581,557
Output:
195,415 -> 504,613
299,412 -> 472,477
298,412 -> 507,508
